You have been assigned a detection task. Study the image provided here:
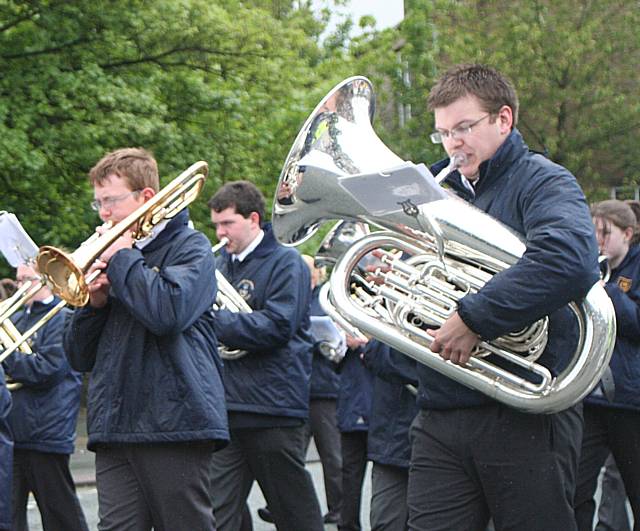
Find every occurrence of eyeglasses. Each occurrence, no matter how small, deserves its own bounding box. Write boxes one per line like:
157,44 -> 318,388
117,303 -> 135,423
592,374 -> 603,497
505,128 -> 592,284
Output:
16,275 -> 40,285
91,190 -> 141,211
430,114 -> 491,144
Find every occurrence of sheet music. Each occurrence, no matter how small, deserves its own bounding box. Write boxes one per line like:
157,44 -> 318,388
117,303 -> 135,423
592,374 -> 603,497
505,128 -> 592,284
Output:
338,162 -> 448,217
0,212 -> 38,266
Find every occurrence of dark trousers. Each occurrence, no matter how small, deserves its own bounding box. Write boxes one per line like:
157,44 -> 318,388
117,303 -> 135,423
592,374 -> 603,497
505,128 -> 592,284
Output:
408,404 -> 583,531
595,455 -> 631,531
95,442 -> 216,531
210,425 -> 323,531
370,463 -> 409,531
12,449 -> 88,531
339,430 -> 368,531
574,405 -> 640,531
304,398 -> 343,517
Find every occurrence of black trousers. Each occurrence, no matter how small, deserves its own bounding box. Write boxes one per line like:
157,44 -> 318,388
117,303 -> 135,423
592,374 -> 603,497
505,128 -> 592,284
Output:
339,430 -> 368,531
408,404 -> 583,531
370,463 -> 409,531
95,442 -> 217,531
595,455 -> 631,531
574,405 -> 640,531
210,424 -> 323,531
12,449 -> 88,531
304,398 -> 343,517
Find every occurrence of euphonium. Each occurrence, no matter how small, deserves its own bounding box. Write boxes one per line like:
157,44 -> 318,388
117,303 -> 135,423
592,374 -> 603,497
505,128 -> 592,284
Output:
211,238 -> 252,360
36,161 -> 208,307
315,221 -> 370,342
272,76 -> 616,414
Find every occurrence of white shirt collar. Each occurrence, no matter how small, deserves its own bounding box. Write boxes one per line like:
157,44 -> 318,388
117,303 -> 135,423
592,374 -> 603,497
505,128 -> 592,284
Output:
135,219 -> 170,250
460,173 -> 478,194
233,230 -> 264,263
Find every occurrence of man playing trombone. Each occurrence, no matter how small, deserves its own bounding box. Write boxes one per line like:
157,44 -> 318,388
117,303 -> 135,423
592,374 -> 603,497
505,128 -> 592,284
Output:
64,148 -> 228,531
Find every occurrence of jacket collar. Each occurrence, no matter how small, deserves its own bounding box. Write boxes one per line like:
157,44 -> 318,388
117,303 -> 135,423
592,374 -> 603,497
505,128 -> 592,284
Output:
27,295 -> 62,317
614,244 -> 640,274
143,208 -> 190,253
437,128 -> 528,198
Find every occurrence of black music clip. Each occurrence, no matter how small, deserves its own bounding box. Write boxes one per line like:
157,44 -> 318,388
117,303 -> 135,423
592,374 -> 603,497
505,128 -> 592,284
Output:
398,199 -> 419,218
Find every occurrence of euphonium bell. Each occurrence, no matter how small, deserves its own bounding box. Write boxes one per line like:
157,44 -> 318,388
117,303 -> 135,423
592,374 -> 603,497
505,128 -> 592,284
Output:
272,76 -> 616,414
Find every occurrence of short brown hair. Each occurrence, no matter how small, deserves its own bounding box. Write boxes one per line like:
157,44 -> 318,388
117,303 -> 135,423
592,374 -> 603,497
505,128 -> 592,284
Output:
207,180 -> 266,224
89,147 -> 159,192
427,64 -> 519,126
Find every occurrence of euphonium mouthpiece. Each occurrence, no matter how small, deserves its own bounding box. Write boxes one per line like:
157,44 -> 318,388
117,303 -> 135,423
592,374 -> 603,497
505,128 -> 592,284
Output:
434,152 -> 468,184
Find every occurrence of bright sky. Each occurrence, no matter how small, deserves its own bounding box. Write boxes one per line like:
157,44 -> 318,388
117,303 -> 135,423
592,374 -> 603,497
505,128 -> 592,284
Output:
312,0 -> 405,38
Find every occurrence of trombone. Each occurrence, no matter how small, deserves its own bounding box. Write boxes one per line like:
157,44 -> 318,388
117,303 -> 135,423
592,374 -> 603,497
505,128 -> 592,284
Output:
0,278 -> 65,366
0,161 -> 209,365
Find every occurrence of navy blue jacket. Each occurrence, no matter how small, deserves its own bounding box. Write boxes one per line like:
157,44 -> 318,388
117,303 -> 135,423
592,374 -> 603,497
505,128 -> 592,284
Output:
212,224 -> 314,419
587,244 -> 640,410
3,299 -> 82,454
309,284 -> 340,400
0,373 -> 11,531
365,341 -> 419,468
420,129 -> 600,410
337,345 -> 374,432
64,210 -> 228,450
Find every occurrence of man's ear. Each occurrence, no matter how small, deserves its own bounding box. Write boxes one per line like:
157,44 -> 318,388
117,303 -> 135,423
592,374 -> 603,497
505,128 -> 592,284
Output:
498,105 -> 513,133
249,211 -> 261,227
141,187 -> 156,202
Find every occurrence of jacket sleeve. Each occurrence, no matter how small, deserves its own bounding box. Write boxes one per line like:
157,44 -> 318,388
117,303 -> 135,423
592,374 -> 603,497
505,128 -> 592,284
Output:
362,339 -> 419,386
64,304 -> 109,372
213,252 -> 310,351
458,166 -> 599,340
3,310 -> 70,387
106,231 -> 217,336
605,283 -> 640,341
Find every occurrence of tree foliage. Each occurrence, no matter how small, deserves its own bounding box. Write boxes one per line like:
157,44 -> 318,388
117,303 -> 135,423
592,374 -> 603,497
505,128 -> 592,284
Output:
349,0 -> 640,199
1,0 -> 638,278
0,0 -> 330,277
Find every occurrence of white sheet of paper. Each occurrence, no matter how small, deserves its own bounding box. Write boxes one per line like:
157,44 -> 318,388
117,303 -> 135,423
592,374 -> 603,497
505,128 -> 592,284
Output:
0,212 -> 38,267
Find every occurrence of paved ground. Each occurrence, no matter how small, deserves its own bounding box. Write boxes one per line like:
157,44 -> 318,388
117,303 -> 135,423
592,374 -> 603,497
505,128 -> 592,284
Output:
27,440 -> 373,531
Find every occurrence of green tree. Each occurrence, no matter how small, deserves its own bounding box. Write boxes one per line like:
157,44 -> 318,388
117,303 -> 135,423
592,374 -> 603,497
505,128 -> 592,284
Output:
0,0 -> 330,277
350,0 -> 640,199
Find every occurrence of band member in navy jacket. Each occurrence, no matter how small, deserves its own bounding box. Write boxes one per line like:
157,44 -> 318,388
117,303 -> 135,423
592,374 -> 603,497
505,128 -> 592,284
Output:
3,262 -> 87,531
64,148 -> 227,531
208,180 -> 323,531
413,64 -> 599,530
336,339 -> 373,531
0,370 -> 11,531
364,340 -> 419,531
574,200 -> 640,530
302,255 -> 343,525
